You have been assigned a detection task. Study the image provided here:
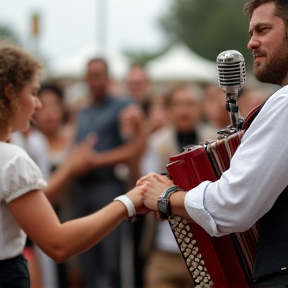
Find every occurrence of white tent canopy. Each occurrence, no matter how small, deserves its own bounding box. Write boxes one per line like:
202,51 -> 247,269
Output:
48,42 -> 218,83
147,43 -> 217,83
48,43 -> 129,80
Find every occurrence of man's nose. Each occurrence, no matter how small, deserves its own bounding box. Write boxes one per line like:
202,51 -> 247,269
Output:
247,35 -> 260,51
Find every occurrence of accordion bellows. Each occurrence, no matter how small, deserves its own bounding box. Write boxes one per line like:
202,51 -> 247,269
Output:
166,106 -> 261,288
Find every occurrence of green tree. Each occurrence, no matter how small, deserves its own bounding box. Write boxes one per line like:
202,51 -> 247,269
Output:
0,25 -> 20,44
159,0 -> 253,68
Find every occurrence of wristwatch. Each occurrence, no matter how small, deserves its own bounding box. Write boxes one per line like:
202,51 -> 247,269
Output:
157,185 -> 180,219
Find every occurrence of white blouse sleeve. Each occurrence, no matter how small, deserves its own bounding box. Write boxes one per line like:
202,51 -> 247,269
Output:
1,154 -> 47,203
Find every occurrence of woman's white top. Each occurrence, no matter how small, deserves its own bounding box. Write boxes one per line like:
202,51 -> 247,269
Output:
0,142 -> 47,260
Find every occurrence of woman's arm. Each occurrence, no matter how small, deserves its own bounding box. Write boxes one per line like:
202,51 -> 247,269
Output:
8,185 -> 147,263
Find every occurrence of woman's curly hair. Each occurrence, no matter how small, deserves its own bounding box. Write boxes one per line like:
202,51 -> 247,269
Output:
0,40 -> 42,127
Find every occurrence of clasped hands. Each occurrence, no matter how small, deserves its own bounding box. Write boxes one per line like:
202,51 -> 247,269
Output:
125,172 -> 175,217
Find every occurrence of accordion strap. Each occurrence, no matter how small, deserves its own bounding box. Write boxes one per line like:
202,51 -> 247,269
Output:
242,104 -> 263,132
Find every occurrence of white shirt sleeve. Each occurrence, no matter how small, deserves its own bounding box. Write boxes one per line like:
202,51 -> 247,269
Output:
1,154 -> 47,203
184,89 -> 288,237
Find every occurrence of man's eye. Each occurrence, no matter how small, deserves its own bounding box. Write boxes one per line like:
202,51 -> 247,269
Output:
259,27 -> 269,33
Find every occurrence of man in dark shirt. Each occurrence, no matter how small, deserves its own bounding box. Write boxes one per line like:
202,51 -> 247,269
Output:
71,58 -> 140,288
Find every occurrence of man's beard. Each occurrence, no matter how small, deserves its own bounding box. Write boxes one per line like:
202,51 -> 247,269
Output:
254,35 -> 288,85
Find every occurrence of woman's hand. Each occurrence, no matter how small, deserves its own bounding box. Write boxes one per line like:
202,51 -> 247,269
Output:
137,173 -> 174,211
125,185 -> 150,215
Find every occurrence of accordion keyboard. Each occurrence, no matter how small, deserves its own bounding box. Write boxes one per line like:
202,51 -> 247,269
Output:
168,216 -> 213,288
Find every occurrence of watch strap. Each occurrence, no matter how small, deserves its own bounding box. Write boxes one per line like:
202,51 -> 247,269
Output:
158,185 -> 179,219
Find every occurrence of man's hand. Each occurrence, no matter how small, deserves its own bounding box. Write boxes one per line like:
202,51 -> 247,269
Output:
137,173 -> 174,211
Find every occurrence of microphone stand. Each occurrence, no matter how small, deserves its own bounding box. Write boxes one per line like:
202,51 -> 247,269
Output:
226,92 -> 241,129
217,91 -> 243,138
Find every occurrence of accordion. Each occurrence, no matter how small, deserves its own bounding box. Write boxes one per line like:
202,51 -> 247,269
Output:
166,106 -> 261,288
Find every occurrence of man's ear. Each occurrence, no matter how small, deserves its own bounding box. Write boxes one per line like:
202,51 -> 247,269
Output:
4,84 -> 15,100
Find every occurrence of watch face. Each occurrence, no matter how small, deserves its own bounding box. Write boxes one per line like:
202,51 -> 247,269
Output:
158,199 -> 168,216
158,201 -> 166,212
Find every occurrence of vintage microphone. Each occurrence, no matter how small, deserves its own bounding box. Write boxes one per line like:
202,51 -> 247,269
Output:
216,50 -> 246,129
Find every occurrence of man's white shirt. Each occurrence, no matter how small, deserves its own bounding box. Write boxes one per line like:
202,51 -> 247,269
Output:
184,86 -> 288,237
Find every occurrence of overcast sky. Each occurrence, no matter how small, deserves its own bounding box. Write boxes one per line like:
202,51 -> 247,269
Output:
0,0 -> 171,62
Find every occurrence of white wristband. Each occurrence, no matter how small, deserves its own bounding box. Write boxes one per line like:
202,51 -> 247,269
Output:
114,195 -> 136,219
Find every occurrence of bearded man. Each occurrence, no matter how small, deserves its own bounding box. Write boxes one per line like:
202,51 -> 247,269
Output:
139,1 -> 288,287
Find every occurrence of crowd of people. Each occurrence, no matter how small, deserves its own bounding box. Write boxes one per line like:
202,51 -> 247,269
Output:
2,0 -> 288,287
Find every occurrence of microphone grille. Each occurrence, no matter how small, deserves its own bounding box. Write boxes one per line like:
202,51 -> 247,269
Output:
216,50 -> 246,93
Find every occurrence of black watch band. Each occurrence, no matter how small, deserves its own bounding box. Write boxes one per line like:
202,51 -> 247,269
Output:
157,185 -> 179,219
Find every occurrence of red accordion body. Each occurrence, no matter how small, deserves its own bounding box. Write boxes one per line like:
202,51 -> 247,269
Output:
166,106 -> 261,288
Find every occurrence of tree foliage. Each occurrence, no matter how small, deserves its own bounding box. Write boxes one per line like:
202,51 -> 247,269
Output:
159,0 -> 253,68
0,25 -> 19,44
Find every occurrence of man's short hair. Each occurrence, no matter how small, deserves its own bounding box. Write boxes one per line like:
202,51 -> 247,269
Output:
164,83 -> 204,107
86,58 -> 109,75
244,0 -> 288,28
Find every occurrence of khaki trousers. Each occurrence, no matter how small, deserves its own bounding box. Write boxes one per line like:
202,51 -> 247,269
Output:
144,249 -> 194,288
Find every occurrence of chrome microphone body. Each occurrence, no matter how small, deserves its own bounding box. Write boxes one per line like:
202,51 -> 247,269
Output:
216,50 -> 246,129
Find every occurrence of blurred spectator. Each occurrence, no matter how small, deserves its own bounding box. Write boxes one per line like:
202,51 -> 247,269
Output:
139,91 -> 170,177
34,82 -> 75,288
35,83 -> 73,174
142,84 -> 216,288
141,92 -> 170,135
238,87 -> 272,118
128,90 -> 169,288
125,63 -> 151,104
121,64 -> 155,183
203,83 -> 231,130
123,63 -> 155,288
70,58 -> 143,288
64,81 -> 89,139
203,83 -> 274,132
108,78 -> 126,97
10,130 -> 50,181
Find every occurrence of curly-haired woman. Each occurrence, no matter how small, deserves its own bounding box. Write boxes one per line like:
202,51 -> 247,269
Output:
0,40 -> 147,288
